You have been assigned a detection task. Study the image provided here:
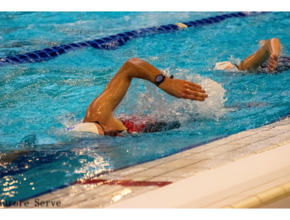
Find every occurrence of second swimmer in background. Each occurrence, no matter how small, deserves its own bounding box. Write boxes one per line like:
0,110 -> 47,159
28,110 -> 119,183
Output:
215,38 -> 285,73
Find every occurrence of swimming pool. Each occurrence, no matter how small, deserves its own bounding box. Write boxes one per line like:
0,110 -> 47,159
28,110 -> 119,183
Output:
1,12 -> 290,203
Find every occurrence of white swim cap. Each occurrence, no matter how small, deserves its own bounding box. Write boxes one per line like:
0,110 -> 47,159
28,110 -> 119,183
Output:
214,61 -> 238,71
67,123 -> 99,134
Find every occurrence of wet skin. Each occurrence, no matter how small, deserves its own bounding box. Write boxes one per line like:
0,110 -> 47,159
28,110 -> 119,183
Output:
85,39 -> 281,136
83,58 -> 208,136
237,38 -> 281,72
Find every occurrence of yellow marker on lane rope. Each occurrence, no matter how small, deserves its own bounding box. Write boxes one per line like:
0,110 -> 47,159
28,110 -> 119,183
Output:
176,23 -> 188,28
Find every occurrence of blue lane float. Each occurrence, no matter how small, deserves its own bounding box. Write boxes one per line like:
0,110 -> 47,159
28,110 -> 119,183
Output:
0,12 -> 266,66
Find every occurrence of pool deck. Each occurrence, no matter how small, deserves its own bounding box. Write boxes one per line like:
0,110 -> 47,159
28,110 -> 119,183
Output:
17,117 -> 290,208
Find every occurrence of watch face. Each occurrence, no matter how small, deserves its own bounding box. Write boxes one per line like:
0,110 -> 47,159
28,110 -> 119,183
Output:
156,75 -> 164,82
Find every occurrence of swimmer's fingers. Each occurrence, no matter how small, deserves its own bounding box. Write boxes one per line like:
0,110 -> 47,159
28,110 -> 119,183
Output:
160,78 -> 207,101
268,54 -> 279,72
185,81 -> 203,90
183,89 -> 208,101
270,60 -> 278,68
269,56 -> 277,66
183,93 -> 206,101
186,83 -> 207,94
268,58 -> 278,72
184,82 -> 208,100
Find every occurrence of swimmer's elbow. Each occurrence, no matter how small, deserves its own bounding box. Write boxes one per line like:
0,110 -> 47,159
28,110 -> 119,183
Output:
126,57 -> 142,66
123,58 -> 142,72
123,58 -> 143,78
269,38 -> 280,46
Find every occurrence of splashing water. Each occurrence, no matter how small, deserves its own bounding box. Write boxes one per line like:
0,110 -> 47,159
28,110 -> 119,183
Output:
116,69 -> 228,124
74,148 -> 110,178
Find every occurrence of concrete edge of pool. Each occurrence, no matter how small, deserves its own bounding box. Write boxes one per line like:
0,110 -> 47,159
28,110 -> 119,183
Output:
107,141 -> 290,208
13,117 -> 290,208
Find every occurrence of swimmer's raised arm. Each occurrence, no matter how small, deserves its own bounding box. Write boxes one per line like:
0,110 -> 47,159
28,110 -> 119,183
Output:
127,58 -> 207,100
237,38 -> 281,72
84,58 -> 208,123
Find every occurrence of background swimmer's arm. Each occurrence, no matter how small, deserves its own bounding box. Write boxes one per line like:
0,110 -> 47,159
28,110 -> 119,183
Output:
237,38 -> 281,72
84,58 -> 208,122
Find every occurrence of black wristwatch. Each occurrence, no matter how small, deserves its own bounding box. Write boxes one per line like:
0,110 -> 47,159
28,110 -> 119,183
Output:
155,74 -> 166,86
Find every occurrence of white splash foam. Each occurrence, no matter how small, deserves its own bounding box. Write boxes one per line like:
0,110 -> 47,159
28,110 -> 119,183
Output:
116,69 -> 228,124
228,55 -> 241,65
124,16 -> 130,21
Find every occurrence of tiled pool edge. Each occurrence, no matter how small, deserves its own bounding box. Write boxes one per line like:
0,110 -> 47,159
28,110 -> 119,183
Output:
223,181 -> 290,208
8,116 -> 290,208
107,142 -> 290,208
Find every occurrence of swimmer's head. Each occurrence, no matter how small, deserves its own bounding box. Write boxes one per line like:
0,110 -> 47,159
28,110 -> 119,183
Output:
214,61 -> 233,70
67,123 -> 100,134
214,61 -> 238,71
100,125 -> 121,137
67,122 -> 121,137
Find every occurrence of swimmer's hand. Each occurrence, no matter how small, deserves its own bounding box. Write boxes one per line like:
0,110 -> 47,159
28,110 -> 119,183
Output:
159,78 -> 208,101
268,54 -> 278,72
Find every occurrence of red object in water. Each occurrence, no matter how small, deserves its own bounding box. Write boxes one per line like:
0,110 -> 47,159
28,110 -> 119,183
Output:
74,179 -> 172,187
120,116 -> 154,133
122,119 -> 146,133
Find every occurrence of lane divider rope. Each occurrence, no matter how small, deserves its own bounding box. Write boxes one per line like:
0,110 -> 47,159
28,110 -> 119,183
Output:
0,12 -> 266,66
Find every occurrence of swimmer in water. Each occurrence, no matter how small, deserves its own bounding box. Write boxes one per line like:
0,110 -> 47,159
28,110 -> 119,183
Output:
69,58 -> 209,136
215,38 -> 283,73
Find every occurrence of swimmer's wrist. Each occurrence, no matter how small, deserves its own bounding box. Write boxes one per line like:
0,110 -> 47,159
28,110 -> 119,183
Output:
158,76 -> 169,90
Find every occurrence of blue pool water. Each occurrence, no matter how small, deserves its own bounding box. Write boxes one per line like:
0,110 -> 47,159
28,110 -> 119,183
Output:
1,12 -> 290,202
